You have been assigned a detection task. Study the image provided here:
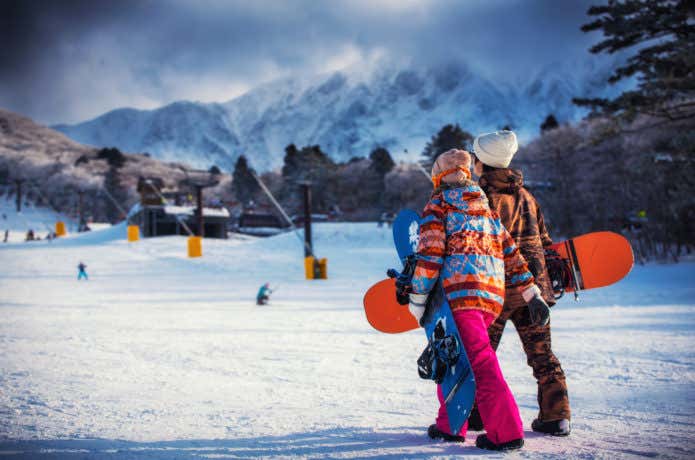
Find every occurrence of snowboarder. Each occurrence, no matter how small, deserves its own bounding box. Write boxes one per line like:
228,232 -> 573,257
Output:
408,148 -> 550,451
256,282 -> 272,305
77,262 -> 88,281
469,130 -> 571,436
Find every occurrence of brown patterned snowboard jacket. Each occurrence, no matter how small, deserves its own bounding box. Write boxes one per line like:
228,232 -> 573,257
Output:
479,168 -> 556,307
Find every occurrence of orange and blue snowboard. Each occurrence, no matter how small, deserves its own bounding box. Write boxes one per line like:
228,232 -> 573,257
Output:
364,209 -> 475,435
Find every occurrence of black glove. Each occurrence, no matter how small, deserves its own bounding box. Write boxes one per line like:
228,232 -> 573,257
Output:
523,285 -> 550,327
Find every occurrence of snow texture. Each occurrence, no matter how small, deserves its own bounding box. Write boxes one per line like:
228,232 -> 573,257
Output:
52,59 -> 625,172
0,216 -> 694,458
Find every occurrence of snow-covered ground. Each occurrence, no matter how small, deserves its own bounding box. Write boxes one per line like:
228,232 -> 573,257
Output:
0,196 -> 77,243
0,222 -> 693,459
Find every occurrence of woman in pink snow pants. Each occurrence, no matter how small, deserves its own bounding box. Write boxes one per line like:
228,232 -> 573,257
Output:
407,148 -> 551,451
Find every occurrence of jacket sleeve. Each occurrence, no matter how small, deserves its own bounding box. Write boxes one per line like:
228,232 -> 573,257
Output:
502,226 -> 535,290
411,196 -> 446,295
536,202 -> 553,248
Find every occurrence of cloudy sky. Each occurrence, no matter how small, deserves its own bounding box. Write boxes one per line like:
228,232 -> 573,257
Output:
1,0 -> 604,125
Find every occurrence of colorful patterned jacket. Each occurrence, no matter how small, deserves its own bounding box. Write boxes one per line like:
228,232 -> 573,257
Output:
410,184 -> 535,318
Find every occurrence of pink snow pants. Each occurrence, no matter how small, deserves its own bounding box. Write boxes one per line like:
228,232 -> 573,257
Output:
436,309 -> 524,444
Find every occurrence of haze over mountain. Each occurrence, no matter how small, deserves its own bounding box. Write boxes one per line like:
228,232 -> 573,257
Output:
54,58 -> 622,172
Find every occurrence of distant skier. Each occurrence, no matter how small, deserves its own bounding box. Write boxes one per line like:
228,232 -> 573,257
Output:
408,149 -> 550,451
256,282 -> 272,305
77,262 -> 88,281
469,130 -> 571,436
3,229 -> 8,243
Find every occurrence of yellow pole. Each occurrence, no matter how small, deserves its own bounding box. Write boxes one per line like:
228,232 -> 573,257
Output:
318,258 -> 328,279
127,225 -> 140,242
55,221 -> 67,237
188,236 -> 202,258
304,256 -> 315,279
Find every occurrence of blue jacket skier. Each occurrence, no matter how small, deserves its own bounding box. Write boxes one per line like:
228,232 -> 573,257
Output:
77,262 -> 88,281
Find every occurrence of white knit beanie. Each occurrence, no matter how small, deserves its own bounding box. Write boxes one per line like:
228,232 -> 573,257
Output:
473,130 -> 519,168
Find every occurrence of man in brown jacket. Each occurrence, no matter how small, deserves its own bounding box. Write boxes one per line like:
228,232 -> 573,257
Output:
468,130 -> 571,437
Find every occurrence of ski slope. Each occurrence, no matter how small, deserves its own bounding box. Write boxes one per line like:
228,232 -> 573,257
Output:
0,196 -> 77,242
0,222 -> 693,459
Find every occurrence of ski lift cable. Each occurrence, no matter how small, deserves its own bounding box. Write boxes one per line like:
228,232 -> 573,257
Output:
10,196 -> 51,236
415,162 -> 432,182
14,205 -> 33,233
99,187 -> 131,222
249,170 -> 314,257
143,180 -> 195,237
27,182 -> 73,224
25,182 -> 71,232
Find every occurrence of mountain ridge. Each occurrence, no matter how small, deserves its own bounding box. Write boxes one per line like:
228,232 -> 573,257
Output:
53,57 -> 623,172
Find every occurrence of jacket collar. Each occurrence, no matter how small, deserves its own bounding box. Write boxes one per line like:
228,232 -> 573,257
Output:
479,168 -> 524,194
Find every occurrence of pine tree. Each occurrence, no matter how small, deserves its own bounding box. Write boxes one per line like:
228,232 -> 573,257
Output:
103,166 -> 128,223
280,144 -> 337,212
369,147 -> 395,176
97,147 -> 126,168
422,124 -> 474,165
367,147 -> 396,209
540,114 -> 559,133
281,144 -> 300,180
281,144 -> 335,183
573,0 -> 695,121
95,147 -> 129,223
231,155 -> 259,206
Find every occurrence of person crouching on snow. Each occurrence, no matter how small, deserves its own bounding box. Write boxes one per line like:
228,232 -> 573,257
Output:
256,283 -> 272,305
469,130 -> 571,436
408,148 -> 550,451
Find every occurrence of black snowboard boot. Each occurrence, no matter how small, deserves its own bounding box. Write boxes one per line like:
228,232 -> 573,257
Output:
475,434 -> 524,451
427,424 -> 465,443
532,418 -> 571,436
467,407 -> 483,431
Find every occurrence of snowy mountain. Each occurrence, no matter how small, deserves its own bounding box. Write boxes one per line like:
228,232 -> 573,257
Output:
54,58 -> 621,172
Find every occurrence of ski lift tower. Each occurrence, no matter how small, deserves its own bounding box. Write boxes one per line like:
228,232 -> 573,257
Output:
14,178 -> 25,212
298,181 -> 327,279
299,181 -> 313,258
180,167 -> 220,238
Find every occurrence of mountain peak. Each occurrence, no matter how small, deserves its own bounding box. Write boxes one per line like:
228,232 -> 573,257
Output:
53,58 -> 621,172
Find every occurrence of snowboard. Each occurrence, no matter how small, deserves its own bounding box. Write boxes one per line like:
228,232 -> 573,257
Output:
365,230 -> 634,334
547,231 -> 634,299
363,209 -> 475,435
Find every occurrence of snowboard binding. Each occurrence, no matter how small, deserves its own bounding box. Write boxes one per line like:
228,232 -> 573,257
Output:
387,254 -> 418,305
417,319 -> 461,384
545,248 -> 574,300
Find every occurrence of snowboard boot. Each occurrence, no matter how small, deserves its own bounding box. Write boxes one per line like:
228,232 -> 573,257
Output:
532,418 -> 571,436
475,434 -> 524,451
467,407 -> 483,431
427,424 -> 465,443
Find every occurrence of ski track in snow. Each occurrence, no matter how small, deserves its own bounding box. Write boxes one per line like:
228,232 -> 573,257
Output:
0,222 -> 693,459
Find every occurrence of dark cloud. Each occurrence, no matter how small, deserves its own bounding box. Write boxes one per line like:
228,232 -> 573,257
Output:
0,0 -> 602,124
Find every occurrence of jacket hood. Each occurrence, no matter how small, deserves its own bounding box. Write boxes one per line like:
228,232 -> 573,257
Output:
439,184 -> 490,215
479,168 -> 524,194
